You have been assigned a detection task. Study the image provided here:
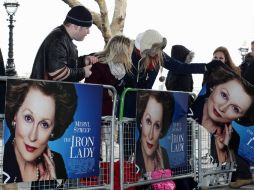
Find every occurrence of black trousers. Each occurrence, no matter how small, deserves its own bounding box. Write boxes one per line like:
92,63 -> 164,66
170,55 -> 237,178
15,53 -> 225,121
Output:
229,130 -> 252,180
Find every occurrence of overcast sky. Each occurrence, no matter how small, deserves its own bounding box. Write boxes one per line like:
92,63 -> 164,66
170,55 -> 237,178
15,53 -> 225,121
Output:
1,0 -> 254,92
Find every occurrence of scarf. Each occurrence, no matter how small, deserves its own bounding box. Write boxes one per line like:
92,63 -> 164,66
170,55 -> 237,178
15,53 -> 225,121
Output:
108,62 -> 126,80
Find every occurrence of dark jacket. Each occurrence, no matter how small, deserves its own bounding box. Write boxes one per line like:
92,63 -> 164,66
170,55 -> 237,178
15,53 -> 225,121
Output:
30,25 -> 86,82
3,136 -> 67,184
239,53 -> 254,75
0,48 -> 5,115
85,63 -> 125,116
242,58 -> 254,87
122,47 -> 206,117
165,45 -> 194,92
0,48 -> 5,76
124,47 -> 206,90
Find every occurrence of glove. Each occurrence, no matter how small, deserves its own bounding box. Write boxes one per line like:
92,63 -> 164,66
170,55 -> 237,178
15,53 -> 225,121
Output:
205,60 -> 224,73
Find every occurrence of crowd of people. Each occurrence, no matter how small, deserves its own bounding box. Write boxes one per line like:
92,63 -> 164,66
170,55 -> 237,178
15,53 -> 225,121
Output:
1,4 -> 254,190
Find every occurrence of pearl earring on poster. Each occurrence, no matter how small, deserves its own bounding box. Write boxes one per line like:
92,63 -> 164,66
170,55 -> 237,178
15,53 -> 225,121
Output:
12,120 -> 16,128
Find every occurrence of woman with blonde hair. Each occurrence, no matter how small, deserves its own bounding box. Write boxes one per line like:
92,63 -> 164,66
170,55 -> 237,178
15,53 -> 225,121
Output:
86,34 -> 133,115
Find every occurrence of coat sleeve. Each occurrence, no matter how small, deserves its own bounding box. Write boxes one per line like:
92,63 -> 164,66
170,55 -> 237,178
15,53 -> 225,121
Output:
163,52 -> 206,74
77,55 -> 86,68
85,63 -> 104,84
0,48 -> 5,76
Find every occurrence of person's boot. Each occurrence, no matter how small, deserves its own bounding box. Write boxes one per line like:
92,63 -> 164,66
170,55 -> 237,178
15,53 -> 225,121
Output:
199,186 -> 208,190
229,179 -> 252,189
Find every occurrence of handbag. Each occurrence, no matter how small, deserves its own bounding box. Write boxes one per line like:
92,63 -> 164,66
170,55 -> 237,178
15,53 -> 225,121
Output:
99,160 -> 140,190
150,169 -> 176,190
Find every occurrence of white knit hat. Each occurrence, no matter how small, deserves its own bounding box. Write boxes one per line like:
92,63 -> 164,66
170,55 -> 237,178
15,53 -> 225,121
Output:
140,29 -> 164,53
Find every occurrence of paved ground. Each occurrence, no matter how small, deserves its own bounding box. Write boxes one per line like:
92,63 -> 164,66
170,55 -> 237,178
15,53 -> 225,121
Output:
204,183 -> 254,189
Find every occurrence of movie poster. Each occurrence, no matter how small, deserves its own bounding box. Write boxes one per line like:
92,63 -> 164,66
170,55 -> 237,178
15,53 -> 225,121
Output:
135,90 -> 189,174
2,79 -> 103,183
164,92 -> 189,168
190,63 -> 254,164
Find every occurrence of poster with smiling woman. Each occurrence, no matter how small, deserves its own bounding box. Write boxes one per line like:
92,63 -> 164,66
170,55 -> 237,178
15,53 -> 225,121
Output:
190,63 -> 254,164
2,79 -> 103,184
135,89 -> 190,175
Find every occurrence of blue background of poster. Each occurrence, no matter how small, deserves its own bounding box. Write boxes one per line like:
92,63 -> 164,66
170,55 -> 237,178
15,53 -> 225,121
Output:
3,82 -> 103,179
161,92 -> 189,168
48,83 -> 103,178
135,91 -> 189,169
232,121 -> 254,164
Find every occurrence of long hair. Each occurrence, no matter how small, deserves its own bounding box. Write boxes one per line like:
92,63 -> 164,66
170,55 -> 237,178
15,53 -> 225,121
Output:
95,35 -> 133,74
138,38 -> 167,73
213,46 -> 240,75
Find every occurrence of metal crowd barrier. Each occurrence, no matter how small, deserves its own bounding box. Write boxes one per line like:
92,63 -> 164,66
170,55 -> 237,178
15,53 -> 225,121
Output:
0,77 -> 117,190
0,79 -> 250,190
195,122 -> 236,189
118,88 -> 197,190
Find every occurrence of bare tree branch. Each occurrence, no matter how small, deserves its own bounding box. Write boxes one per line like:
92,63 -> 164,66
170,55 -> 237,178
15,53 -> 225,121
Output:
111,0 -> 127,35
94,0 -> 112,43
62,0 -> 82,7
90,11 -> 102,31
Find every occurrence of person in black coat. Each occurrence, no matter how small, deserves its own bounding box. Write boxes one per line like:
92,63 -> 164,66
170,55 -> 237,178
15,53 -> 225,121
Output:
165,45 -> 194,92
0,48 -> 5,76
0,48 -> 5,116
124,29 -> 207,91
122,29 -> 221,118
3,80 -> 77,188
239,41 -> 254,75
30,6 -> 97,82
